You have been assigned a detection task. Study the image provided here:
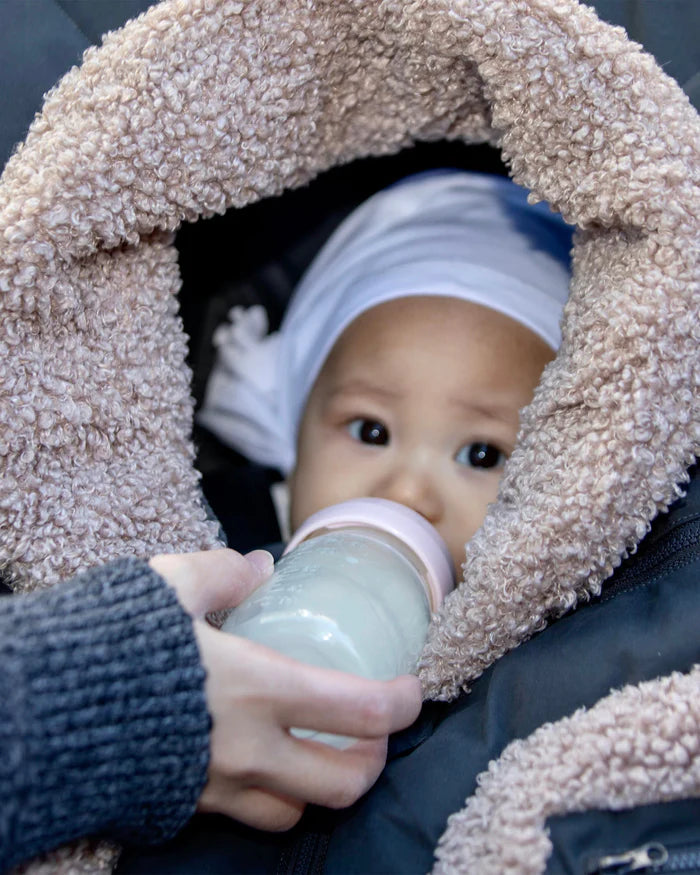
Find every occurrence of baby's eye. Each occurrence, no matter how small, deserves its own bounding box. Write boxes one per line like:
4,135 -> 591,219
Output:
455,442 -> 506,470
347,418 -> 390,446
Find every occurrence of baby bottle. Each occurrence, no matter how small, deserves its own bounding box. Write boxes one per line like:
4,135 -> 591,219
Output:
221,497 -> 454,744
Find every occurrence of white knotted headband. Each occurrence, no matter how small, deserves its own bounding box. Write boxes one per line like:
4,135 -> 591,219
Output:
198,170 -> 573,475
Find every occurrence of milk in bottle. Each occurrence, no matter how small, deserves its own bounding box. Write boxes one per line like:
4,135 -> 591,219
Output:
222,498 -> 454,745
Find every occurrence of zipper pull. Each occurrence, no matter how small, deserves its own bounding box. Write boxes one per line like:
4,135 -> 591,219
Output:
588,842 -> 669,874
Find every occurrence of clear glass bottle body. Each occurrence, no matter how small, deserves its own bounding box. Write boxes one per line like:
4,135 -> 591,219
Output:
222,527 -> 432,681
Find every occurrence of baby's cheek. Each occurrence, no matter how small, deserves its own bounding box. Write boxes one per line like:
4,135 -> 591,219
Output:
288,452 -> 354,531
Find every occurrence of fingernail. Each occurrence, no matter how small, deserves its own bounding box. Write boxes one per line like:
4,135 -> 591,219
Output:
245,549 -> 275,577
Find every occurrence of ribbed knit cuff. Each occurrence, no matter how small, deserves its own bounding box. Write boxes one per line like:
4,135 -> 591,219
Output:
0,558 -> 210,872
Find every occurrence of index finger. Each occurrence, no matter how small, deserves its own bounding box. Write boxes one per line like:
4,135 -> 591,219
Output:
150,548 -> 273,616
273,661 -> 423,738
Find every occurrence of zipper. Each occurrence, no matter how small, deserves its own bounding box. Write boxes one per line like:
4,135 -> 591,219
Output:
277,826 -> 331,875
587,841 -> 700,873
600,517 -> 700,603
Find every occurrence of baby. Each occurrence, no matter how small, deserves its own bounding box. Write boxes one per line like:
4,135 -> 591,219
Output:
199,170 -> 572,570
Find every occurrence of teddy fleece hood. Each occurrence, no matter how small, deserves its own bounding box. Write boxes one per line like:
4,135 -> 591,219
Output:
0,0 -> 698,872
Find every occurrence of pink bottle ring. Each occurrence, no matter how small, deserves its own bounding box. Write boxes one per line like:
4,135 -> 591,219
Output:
285,497 -> 455,611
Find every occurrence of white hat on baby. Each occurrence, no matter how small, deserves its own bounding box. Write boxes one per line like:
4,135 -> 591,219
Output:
197,170 -> 573,475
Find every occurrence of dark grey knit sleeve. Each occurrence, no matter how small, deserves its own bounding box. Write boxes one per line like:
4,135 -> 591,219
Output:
0,558 -> 211,872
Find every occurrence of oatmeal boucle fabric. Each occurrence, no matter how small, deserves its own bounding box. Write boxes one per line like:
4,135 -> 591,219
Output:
0,0 -> 698,872
434,666 -> 700,875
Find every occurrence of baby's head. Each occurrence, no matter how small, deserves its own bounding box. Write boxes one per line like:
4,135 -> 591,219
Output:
289,295 -> 553,569
200,171 -> 573,569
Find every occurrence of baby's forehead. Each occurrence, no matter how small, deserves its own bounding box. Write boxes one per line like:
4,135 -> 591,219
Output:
323,295 -> 548,366
310,295 -> 553,409
314,298 -> 437,379
328,296 -> 474,352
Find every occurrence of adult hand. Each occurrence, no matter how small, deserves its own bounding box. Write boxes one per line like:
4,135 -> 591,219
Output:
149,549 -> 423,831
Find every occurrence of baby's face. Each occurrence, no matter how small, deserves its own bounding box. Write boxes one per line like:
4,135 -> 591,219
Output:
288,296 -> 554,571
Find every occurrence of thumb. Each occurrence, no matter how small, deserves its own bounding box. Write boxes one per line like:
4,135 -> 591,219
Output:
149,548 -> 274,617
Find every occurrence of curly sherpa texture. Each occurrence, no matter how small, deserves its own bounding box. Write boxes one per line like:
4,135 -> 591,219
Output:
0,0 -> 698,871
0,0 -> 696,675
433,666 -> 700,874
10,839 -> 118,875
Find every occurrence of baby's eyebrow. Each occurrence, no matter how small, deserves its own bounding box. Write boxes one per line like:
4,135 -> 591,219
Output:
326,379 -> 401,402
447,396 -> 518,426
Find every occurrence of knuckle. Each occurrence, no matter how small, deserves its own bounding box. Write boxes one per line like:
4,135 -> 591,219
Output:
356,689 -> 392,734
361,750 -> 385,787
219,548 -> 252,578
232,752 -> 269,787
218,740 -> 266,786
235,764 -> 264,786
266,806 -> 303,832
328,769 -> 374,809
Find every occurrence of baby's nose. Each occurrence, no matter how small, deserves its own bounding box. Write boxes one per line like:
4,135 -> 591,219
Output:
371,462 -> 443,525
